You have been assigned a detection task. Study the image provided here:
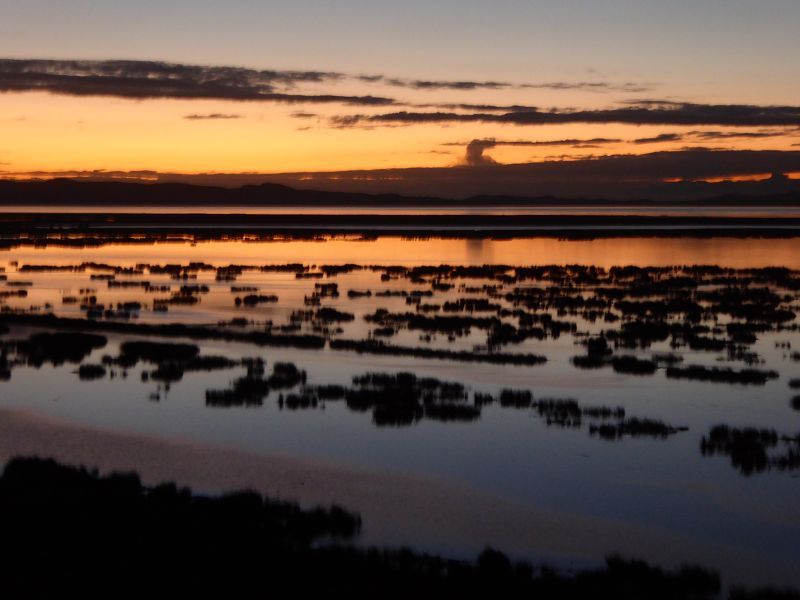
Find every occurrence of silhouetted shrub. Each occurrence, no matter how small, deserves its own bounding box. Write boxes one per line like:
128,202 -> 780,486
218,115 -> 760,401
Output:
0,456 -> 736,597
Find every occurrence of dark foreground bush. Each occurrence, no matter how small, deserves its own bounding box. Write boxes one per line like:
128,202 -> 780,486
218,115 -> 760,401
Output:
0,456 -> 748,599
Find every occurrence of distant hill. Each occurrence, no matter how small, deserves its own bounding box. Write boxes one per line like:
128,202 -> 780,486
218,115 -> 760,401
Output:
0,178 -> 440,206
1,177 -> 800,207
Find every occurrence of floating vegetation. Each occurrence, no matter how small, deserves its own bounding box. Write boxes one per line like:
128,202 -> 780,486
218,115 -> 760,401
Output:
371,326 -> 395,337
330,338 -> 547,365
205,362 -> 306,407
700,425 -> 800,475
666,366 -> 779,385
366,309 -> 500,336
10,332 -> 107,367
589,418 -> 688,440
2,260 -> 800,382
0,314 -> 327,350
235,294 -> 279,307
119,341 -> 200,363
94,340 -> 239,384
77,363 -> 107,380
314,307 -> 355,323
235,368 -> 687,438
533,399 -> 625,428
342,372 -> 471,426
611,356 -> 658,376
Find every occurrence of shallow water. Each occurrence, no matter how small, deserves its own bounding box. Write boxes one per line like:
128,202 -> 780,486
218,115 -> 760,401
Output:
0,234 -> 799,585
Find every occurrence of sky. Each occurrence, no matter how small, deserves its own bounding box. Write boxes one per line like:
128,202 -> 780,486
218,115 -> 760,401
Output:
1,0 -> 800,196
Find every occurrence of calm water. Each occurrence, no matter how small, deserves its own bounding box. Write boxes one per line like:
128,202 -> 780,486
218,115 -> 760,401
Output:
3,204 -> 800,217
0,234 -> 799,585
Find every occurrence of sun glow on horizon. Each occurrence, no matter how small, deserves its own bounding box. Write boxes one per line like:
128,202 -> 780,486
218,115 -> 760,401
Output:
2,90 -> 799,179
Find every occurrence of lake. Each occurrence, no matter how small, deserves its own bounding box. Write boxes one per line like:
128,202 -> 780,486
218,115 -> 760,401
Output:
0,233 -> 798,588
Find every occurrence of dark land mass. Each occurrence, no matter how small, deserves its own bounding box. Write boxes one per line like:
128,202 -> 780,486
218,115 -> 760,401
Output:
1,178 -> 800,237
3,178 -> 800,207
2,211 -> 800,238
1,455 -> 797,599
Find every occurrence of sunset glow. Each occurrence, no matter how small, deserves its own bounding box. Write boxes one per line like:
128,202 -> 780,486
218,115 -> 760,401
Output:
1,0 -> 799,193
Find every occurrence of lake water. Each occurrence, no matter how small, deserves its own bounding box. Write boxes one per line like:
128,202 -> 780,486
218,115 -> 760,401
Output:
0,233 -> 798,586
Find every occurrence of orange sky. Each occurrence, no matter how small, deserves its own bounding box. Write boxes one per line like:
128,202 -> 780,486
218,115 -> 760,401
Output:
2,90 -> 799,177
1,2 -> 799,181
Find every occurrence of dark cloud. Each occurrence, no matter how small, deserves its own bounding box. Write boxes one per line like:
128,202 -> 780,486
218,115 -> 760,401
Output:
263,149 -> 800,199
392,78 -> 510,91
634,133 -> 683,144
183,113 -> 242,120
364,76 -> 651,93
462,137 -> 623,147
689,130 -> 789,141
634,130 -> 791,144
0,169 -> 163,181
6,150 -> 800,200
0,59 -> 394,106
619,99 -> 684,107
422,103 -> 540,113
465,139 -> 498,166
461,129 -> 795,166
355,75 -> 384,84
460,138 -> 623,165
332,102 -> 800,128
0,58 -> 655,110
290,112 -> 318,119
330,115 -> 367,128
520,82 -> 651,93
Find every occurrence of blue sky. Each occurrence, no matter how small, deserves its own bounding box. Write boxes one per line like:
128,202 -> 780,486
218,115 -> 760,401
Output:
2,0 -> 798,102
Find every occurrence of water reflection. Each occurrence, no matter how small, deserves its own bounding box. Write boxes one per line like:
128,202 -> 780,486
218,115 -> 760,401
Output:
6,235 -> 800,268
465,237 -> 492,263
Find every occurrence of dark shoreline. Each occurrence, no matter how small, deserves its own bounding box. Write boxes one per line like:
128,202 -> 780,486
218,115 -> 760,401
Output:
3,211 -> 800,238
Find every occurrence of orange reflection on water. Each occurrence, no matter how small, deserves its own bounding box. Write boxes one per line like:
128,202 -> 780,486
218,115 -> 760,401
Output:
5,236 -> 800,269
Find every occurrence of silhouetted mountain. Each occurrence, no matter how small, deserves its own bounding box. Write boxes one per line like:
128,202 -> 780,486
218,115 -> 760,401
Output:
0,178 -> 442,206
1,177 -> 800,207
